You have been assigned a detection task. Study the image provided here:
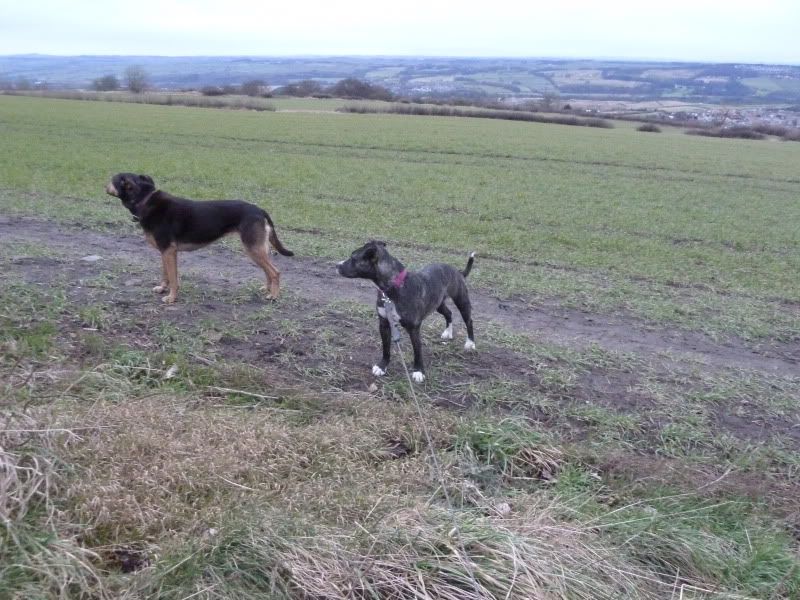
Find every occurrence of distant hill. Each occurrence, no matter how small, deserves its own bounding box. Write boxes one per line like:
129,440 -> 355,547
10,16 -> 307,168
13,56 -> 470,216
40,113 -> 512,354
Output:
2,55 -> 799,104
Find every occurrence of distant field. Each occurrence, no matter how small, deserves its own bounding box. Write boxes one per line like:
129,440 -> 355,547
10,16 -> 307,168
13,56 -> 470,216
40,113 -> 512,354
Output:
1,95 -> 799,598
743,76 -> 800,95
641,68 -> 701,80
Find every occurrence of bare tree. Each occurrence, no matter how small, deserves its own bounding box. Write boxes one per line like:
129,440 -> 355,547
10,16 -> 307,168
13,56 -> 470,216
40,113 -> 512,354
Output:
541,91 -> 560,111
283,79 -> 323,97
125,66 -> 148,93
240,79 -> 268,97
329,78 -> 392,101
92,74 -> 120,91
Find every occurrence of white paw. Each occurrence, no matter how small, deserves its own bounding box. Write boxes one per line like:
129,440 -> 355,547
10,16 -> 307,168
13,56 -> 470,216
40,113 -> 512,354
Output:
372,365 -> 386,377
153,285 -> 168,293
412,371 -> 426,383
162,295 -> 176,304
464,339 -> 476,351
440,324 -> 453,340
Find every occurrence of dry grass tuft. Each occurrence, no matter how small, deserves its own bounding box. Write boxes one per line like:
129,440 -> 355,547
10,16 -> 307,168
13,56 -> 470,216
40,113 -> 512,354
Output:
55,391 -> 457,545
142,501 -> 694,600
1,433 -> 103,598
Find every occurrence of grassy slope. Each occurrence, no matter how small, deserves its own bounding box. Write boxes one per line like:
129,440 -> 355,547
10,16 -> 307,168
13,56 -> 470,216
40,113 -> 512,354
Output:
1,95 -> 799,598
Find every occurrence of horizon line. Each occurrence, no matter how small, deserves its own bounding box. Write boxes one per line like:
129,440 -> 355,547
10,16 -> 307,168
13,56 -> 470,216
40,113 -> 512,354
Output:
2,52 -> 799,67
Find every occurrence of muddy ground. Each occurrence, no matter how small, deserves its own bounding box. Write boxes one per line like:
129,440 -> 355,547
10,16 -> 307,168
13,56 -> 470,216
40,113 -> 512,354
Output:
4,214 -> 800,520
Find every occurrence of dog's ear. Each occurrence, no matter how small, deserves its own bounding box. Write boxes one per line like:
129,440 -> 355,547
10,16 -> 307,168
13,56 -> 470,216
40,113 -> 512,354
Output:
363,245 -> 379,263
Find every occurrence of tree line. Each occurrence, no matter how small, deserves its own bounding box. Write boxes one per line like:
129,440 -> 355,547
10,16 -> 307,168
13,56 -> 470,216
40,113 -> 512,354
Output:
88,66 -> 393,100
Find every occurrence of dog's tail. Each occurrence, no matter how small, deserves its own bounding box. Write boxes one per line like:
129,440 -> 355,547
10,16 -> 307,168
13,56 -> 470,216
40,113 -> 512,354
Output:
263,211 -> 294,257
461,251 -> 476,278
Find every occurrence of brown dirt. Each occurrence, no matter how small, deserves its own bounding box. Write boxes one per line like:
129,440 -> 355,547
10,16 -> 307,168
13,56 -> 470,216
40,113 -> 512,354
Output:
596,452 -> 800,526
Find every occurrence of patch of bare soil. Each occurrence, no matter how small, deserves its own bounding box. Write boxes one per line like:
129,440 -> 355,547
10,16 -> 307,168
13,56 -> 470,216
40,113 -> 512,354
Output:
102,546 -> 150,573
597,452 -> 800,527
714,411 -> 800,444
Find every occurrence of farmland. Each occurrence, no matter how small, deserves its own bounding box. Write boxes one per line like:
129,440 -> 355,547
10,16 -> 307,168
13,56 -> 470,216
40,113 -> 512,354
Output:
1,95 -> 799,598
4,55 -> 800,103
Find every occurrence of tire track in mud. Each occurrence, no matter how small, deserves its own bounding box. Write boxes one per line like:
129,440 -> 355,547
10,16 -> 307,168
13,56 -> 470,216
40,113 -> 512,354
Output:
1,215 -> 798,376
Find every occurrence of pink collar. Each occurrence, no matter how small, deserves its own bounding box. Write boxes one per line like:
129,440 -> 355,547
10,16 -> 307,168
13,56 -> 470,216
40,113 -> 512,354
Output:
390,269 -> 408,289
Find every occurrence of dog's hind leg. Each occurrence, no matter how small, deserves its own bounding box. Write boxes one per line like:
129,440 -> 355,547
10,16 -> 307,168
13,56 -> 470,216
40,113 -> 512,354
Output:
437,302 -> 454,340
453,295 -> 475,351
373,315 -> 392,376
246,245 -> 281,300
241,222 -> 281,299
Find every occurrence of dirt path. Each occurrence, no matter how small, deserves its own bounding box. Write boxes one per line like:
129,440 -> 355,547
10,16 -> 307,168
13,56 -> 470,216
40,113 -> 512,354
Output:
2,215 -> 798,377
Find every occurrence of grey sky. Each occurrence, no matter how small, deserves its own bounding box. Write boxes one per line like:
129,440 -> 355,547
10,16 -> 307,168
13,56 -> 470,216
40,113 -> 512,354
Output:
1,0 -> 797,64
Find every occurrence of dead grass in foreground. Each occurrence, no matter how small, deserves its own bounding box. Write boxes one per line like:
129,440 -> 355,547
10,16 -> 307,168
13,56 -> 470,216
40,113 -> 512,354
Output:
4,356 -> 793,599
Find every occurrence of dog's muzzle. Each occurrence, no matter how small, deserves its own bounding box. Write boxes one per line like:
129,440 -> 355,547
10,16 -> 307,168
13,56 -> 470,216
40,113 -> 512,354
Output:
105,182 -> 118,197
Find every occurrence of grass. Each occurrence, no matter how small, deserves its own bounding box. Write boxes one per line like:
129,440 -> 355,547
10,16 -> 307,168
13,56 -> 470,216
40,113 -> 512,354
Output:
1,94 -> 799,343
1,95 -> 799,597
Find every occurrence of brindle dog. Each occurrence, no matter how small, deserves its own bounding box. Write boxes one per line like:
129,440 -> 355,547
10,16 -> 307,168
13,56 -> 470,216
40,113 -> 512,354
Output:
337,240 -> 475,383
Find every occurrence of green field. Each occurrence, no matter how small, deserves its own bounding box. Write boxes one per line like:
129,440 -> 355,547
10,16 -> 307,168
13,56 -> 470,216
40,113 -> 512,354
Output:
2,95 -> 799,339
743,76 -> 800,96
1,95 -> 799,598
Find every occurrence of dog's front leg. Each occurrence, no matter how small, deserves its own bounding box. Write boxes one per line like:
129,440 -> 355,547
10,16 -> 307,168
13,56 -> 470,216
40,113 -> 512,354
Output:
162,246 -> 179,304
373,315 -> 392,376
153,252 -> 170,294
408,325 -> 426,383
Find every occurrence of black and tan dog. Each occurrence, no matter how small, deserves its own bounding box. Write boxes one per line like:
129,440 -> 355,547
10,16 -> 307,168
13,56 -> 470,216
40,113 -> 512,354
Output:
337,240 -> 476,383
105,173 -> 293,304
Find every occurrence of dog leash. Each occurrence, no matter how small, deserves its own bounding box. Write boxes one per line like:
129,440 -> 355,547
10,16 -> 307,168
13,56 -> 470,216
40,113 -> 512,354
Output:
378,291 -> 403,343
373,285 -> 486,597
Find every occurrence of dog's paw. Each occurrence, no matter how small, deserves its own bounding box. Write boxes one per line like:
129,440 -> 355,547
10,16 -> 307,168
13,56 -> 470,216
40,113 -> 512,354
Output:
412,371 -> 426,383
153,284 -> 168,293
464,339 -> 476,351
372,365 -> 386,377
162,295 -> 177,304
440,324 -> 453,340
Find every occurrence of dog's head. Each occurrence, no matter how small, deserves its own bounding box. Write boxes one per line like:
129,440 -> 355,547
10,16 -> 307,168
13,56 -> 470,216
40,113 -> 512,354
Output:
337,240 -> 388,279
105,173 -> 156,217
